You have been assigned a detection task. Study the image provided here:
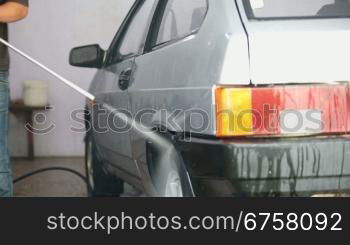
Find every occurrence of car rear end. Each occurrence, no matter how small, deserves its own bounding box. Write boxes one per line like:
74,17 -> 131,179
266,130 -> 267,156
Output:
179,0 -> 350,197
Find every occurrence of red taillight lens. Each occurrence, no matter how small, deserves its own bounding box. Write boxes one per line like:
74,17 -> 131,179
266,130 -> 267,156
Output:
215,84 -> 349,137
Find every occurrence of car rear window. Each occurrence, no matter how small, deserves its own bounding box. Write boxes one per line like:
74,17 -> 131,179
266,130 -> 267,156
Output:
244,0 -> 350,19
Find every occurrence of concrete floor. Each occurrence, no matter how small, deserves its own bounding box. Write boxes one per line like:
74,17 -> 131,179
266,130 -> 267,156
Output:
12,157 -> 144,197
13,158 -> 88,197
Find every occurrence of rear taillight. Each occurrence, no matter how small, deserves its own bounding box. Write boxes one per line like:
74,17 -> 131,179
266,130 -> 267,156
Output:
215,84 -> 349,138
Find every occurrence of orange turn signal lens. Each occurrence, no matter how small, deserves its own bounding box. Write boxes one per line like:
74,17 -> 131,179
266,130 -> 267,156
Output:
215,87 -> 254,137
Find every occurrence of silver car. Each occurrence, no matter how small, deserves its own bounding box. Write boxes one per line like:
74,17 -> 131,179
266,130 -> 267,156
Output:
69,0 -> 350,197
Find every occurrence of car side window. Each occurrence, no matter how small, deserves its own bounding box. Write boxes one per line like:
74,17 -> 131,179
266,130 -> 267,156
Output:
155,0 -> 208,46
118,0 -> 156,58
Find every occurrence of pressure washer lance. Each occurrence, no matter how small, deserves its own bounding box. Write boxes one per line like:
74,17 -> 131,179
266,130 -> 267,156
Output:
0,38 -> 95,101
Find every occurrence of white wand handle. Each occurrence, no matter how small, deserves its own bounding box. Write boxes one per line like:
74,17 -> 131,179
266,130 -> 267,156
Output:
0,38 -> 95,101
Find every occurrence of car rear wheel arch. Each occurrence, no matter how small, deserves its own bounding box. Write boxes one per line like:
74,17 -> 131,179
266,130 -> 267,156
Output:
145,131 -> 195,197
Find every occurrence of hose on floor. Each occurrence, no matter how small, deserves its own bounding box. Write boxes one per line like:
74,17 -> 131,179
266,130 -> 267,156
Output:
13,167 -> 93,196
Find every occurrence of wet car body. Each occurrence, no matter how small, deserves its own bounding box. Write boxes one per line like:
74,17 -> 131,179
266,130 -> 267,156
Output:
70,0 -> 350,197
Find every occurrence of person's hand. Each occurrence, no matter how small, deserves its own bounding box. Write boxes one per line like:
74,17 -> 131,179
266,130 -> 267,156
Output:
0,1 -> 28,23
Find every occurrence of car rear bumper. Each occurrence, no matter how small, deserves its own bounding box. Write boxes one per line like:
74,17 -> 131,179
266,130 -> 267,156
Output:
176,136 -> 350,197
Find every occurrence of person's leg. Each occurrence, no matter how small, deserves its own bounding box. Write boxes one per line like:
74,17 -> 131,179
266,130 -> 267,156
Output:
0,72 -> 12,197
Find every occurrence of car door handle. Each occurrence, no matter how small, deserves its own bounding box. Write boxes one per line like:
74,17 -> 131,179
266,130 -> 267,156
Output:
118,68 -> 132,90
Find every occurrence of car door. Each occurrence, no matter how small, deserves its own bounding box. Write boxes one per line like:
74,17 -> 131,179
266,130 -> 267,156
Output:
92,0 -> 158,180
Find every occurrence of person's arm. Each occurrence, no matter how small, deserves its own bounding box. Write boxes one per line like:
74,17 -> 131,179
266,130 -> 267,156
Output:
0,1 -> 28,23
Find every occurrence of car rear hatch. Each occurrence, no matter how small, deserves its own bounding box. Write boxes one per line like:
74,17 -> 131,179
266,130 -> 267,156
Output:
237,0 -> 350,85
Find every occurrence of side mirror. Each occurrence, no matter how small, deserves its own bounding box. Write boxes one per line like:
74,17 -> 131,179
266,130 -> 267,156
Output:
69,44 -> 105,68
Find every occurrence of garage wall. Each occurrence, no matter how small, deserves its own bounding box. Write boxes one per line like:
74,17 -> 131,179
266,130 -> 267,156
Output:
8,0 -> 134,157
